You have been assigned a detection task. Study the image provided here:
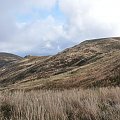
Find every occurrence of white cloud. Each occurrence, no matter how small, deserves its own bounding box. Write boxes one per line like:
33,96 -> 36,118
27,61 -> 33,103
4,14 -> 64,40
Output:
0,0 -> 61,56
0,0 -> 120,56
59,0 -> 120,40
0,15 -> 68,56
29,0 -> 57,10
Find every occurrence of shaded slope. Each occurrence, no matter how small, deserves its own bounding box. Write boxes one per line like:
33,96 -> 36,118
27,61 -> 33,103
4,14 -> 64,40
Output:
0,56 -> 49,87
0,37 -> 120,90
0,52 -> 22,68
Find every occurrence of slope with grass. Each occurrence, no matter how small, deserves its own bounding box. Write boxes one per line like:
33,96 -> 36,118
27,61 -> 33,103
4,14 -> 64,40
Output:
0,87 -> 120,120
0,37 -> 120,90
0,52 -> 22,68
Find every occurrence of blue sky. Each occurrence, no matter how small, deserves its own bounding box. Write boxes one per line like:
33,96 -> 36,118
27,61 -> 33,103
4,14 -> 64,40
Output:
0,0 -> 120,56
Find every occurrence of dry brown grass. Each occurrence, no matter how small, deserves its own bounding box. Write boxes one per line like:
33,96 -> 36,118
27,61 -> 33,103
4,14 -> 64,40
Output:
0,87 -> 120,120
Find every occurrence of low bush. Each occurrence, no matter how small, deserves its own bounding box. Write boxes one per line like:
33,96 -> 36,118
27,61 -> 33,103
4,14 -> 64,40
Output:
0,87 -> 120,120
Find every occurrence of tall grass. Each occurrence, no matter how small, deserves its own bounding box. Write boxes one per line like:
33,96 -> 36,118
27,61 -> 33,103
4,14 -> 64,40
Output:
0,87 -> 120,120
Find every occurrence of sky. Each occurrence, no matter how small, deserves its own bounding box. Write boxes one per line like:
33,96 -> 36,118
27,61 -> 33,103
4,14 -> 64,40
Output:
1,0 -> 120,56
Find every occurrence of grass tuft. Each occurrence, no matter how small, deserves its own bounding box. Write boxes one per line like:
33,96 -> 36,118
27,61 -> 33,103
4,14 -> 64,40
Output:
0,87 -> 120,120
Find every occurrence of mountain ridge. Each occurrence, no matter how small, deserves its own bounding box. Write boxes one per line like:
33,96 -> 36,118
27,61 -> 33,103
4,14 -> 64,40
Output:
0,37 -> 120,90
0,52 -> 23,68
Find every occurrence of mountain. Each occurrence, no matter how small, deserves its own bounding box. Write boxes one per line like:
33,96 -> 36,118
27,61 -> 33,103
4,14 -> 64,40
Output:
0,37 -> 120,90
0,52 -> 22,68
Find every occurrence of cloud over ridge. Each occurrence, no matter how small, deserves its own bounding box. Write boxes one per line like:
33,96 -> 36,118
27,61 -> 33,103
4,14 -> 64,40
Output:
0,0 -> 120,56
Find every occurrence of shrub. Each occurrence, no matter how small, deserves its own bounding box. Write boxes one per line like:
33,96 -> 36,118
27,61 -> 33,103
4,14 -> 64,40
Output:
0,87 -> 120,120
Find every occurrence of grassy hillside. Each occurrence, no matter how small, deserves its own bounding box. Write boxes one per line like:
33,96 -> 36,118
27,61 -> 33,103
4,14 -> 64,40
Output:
0,52 -> 22,68
0,37 -> 120,120
0,37 -> 120,90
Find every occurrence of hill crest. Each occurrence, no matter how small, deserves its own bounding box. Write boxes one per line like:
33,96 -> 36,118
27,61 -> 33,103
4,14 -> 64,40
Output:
0,52 -> 22,68
0,37 -> 120,90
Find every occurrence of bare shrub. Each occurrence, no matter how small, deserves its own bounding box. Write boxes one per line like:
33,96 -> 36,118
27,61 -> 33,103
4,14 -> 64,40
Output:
0,87 -> 120,120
